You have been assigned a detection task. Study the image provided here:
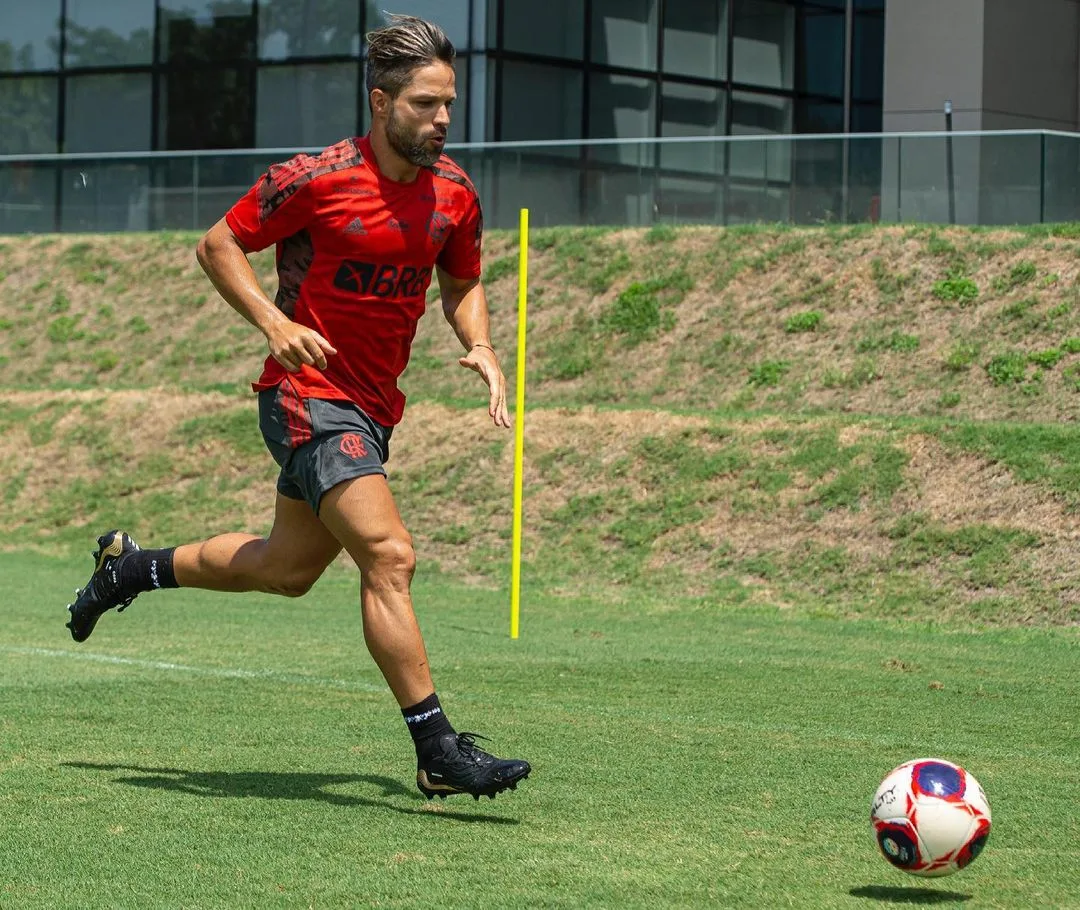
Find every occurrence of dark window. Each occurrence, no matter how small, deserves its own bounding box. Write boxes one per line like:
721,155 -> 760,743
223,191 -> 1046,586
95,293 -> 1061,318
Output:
503,0 -> 584,60
256,63 -> 358,149
589,72 -> 656,142
852,11 -> 885,102
0,77 -> 58,153
799,5 -> 845,99
0,2 -> 62,72
159,0 -> 255,66
796,99 -> 844,134
662,0 -> 729,81
64,0 -> 155,68
661,81 -> 726,175
499,61 -> 582,141
257,0 -> 360,60
160,67 -> 254,149
66,73 -> 152,152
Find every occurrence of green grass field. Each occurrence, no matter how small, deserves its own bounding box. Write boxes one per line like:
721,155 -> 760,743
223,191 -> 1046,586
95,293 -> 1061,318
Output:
2,551 -> 1077,909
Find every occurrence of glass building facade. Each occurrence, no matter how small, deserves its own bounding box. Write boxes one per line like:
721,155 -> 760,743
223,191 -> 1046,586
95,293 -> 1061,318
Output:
0,1 -> 886,230
0,0 -> 884,155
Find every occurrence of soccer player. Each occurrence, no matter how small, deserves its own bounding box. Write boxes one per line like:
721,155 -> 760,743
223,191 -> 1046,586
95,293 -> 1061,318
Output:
65,15 -> 530,802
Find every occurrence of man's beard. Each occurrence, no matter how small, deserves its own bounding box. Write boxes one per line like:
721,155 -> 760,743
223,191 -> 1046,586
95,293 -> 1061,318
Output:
386,109 -> 443,167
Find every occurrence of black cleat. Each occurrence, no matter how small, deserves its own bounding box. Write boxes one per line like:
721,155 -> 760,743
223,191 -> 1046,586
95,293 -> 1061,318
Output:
66,530 -> 140,643
416,732 -> 531,801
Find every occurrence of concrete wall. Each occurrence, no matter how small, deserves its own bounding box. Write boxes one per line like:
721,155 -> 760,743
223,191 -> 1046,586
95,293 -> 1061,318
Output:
882,0 -> 986,133
981,0 -> 1079,131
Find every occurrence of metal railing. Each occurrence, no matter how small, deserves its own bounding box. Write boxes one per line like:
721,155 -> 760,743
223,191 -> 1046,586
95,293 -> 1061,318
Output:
1,130 -> 1078,234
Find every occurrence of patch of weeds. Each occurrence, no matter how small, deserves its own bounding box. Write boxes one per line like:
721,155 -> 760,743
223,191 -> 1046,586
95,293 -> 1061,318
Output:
1029,348 -> 1065,369
856,331 -> 920,354
784,311 -> 822,334
93,351 -> 119,372
430,525 -> 472,545
482,255 -> 517,284
644,224 -> 677,244
49,292 -> 70,314
600,270 -> 691,345
985,351 -> 1031,386
31,278 -> 49,293
0,318 -> 11,331
1063,363 -> 1080,391
992,260 -> 1037,293
938,391 -> 962,408
749,236 -> 807,272
1062,337 -> 1080,354
1001,295 -> 1040,324
701,333 -> 744,370
127,315 -> 150,334
77,271 -> 107,285
46,315 -> 83,343
176,408 -> 264,457
870,258 -> 915,304
822,357 -> 880,390
97,304 -> 114,320
3,473 -> 25,505
943,342 -> 979,373
1037,273 -> 1060,289
748,360 -> 790,387
933,272 -> 979,303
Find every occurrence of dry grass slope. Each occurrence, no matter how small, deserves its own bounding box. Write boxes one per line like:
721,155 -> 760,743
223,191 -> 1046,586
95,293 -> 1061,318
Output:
3,224 -> 1080,625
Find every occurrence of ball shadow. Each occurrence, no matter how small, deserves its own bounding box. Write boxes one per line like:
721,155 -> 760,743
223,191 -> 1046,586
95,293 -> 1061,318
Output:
850,885 -> 972,904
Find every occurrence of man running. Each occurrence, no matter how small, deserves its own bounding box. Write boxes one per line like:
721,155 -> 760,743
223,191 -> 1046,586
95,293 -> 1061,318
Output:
66,15 -> 530,803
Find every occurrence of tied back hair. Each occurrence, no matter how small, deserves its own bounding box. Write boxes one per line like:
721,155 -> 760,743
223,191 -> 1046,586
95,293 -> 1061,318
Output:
365,14 -> 455,106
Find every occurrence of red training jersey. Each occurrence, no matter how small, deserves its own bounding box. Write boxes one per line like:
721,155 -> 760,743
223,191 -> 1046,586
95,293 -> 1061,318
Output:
224,135 -> 483,426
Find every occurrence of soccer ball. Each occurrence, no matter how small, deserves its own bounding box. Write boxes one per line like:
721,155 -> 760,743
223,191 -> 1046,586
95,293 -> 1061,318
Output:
870,758 -> 991,878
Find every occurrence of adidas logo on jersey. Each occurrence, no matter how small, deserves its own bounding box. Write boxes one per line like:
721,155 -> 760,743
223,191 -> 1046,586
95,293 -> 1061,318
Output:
344,216 -> 367,235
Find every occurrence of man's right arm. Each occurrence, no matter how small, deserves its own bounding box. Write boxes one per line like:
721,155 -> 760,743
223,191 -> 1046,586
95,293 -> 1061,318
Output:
196,218 -> 335,372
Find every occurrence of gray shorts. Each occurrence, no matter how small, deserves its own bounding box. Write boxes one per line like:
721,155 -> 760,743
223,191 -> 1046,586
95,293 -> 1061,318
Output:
258,383 -> 393,515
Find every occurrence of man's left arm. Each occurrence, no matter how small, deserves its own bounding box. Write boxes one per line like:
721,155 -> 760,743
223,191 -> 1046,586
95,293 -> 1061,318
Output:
437,266 -> 510,428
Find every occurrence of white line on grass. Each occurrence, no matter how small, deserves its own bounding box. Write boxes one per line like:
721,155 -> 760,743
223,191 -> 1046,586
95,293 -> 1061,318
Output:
1,645 -> 386,694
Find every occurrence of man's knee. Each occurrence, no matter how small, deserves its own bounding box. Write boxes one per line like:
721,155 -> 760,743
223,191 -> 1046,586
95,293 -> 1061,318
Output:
365,534 -> 416,585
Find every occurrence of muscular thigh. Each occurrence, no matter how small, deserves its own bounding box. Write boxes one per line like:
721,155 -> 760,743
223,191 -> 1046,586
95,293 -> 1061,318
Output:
317,474 -> 410,570
265,492 -> 343,579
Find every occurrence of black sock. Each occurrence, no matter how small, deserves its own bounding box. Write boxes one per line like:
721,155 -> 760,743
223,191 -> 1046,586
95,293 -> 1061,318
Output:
402,693 -> 455,757
118,548 -> 179,594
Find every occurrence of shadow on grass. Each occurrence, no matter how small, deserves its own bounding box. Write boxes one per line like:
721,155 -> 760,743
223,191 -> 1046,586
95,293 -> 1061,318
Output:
62,761 -> 519,824
850,885 -> 972,904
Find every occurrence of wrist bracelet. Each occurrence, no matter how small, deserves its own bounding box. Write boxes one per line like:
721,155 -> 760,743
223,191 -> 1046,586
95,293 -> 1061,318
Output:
471,343 -> 496,353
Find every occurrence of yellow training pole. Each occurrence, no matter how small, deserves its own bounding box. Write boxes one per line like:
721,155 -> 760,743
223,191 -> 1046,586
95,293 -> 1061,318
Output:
510,208 -> 529,639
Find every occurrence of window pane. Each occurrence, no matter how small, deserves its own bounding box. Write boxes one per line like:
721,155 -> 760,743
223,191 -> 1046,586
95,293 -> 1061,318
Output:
258,0 -> 360,60
663,0 -> 728,80
159,0 -> 254,65
66,74 -> 152,152
161,67 -> 254,149
591,0 -> 659,71
799,7 -> 844,99
257,64 -> 357,148
500,62 -> 582,141
0,2 -> 61,72
589,73 -> 655,141
370,1 -> 470,51
796,99 -> 843,134
0,77 -> 58,152
852,13 -> 885,102
503,0 -> 584,59
0,162 -> 56,232
661,81 -> 726,174
447,58 -> 468,143
732,0 -> 794,90
64,0 -> 154,68
730,90 -> 792,180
